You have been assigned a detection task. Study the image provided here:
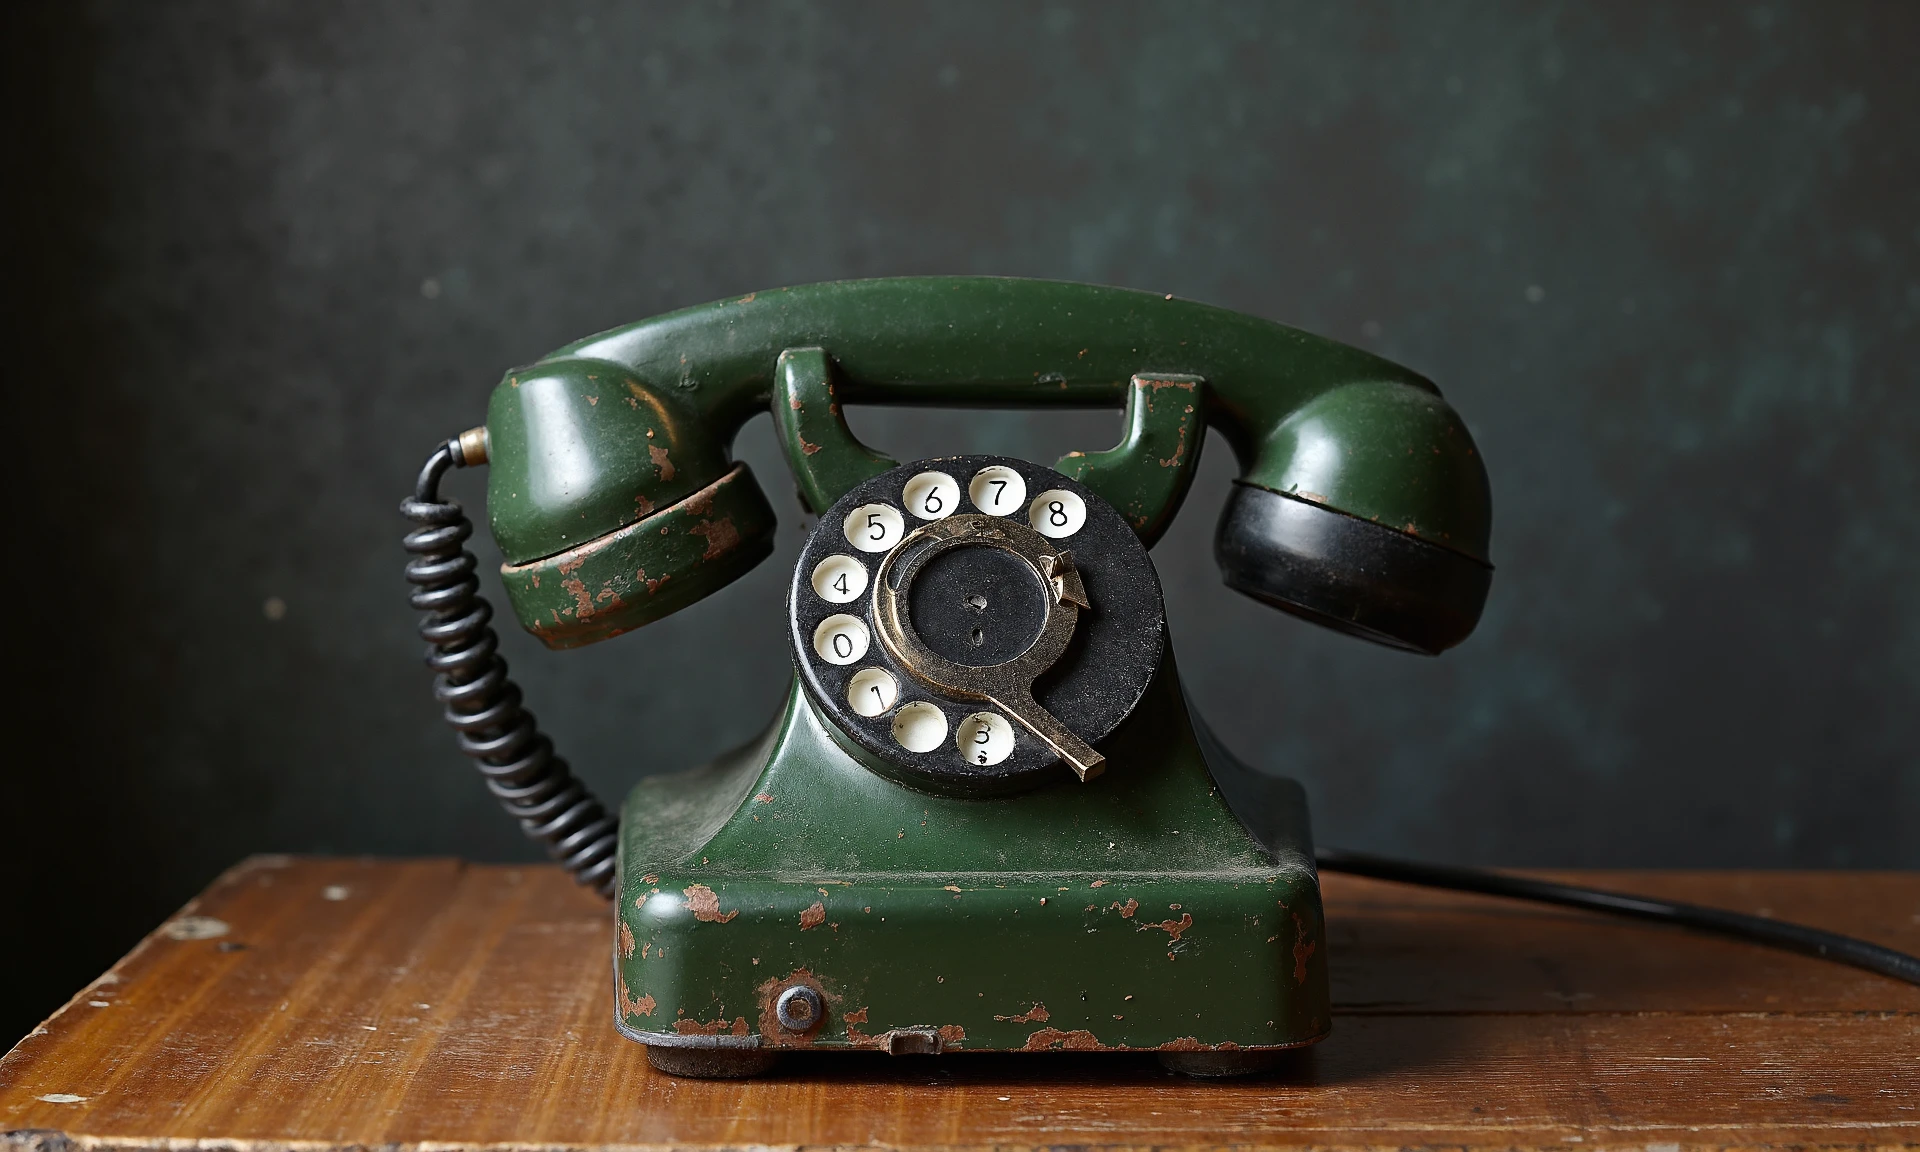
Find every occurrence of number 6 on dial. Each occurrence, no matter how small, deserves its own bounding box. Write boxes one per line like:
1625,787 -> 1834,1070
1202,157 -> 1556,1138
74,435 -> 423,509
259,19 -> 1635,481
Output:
902,471 -> 959,521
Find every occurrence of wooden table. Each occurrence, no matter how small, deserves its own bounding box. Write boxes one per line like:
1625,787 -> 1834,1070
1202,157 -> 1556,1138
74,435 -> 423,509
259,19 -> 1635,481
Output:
3,857 -> 1915,1151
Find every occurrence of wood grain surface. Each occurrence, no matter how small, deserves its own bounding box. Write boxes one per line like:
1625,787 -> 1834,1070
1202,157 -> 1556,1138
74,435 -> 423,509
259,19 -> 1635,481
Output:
2,857 -> 1915,1151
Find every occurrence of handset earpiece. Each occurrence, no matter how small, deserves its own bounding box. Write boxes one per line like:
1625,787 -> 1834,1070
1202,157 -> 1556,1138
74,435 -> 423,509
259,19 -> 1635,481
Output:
484,359 -> 778,648
1213,379 -> 1493,655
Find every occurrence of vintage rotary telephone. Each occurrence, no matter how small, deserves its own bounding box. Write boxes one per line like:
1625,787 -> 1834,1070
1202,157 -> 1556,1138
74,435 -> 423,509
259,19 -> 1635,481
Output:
400,277 -> 1916,1079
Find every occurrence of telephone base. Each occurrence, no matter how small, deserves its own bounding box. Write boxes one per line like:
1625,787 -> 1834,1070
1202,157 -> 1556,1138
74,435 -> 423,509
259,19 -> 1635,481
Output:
614,656 -> 1329,1074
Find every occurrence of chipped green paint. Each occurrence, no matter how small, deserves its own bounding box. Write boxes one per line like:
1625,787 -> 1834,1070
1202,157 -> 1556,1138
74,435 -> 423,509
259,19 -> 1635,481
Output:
1055,373 -> 1207,548
614,655 -> 1330,1053
771,346 -> 898,514
496,464 -> 775,649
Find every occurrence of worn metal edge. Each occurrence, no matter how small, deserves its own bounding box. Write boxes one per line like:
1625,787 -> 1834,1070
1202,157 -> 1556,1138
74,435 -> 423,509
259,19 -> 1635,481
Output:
611,1014 -> 761,1050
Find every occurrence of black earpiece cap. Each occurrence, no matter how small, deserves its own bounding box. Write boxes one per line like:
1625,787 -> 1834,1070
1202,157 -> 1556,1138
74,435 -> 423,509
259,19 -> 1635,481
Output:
1214,482 -> 1491,655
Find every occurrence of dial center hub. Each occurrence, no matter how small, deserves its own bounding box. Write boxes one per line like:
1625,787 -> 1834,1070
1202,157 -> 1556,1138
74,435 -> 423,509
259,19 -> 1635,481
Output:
902,544 -> 1048,667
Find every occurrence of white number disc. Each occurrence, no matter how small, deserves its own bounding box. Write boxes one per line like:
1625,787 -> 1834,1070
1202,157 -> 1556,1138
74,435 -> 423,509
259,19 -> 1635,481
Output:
846,667 -> 899,717
812,613 -> 870,665
954,711 -> 1015,766
891,701 -> 949,753
810,554 -> 868,603
901,471 -> 960,521
968,466 -> 1027,516
1027,489 -> 1087,539
842,503 -> 905,553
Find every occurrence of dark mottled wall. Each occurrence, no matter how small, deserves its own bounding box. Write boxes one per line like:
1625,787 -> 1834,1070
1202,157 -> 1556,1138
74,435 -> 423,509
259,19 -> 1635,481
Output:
6,1 -> 1916,1043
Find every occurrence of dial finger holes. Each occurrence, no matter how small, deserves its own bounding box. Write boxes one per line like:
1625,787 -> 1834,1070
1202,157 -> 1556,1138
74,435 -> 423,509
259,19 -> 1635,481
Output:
843,503 -> 905,553
902,471 -> 960,521
813,614 -> 870,665
955,711 -> 1015,766
810,554 -> 868,603
1028,489 -> 1086,539
968,466 -> 1026,516
891,701 -> 948,753
846,667 -> 898,717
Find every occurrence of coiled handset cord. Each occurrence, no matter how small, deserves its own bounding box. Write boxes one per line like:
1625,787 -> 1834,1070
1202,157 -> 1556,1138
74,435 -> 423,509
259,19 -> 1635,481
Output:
401,440 -> 1920,985
401,439 -> 620,897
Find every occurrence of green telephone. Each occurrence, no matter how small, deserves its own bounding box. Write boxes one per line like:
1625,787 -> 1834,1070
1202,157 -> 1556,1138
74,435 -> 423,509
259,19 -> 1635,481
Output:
401,277 -> 1494,1078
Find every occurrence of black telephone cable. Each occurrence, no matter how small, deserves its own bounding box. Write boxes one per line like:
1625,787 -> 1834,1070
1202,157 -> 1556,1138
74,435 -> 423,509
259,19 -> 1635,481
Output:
1315,846 -> 1920,987
402,440 -> 621,896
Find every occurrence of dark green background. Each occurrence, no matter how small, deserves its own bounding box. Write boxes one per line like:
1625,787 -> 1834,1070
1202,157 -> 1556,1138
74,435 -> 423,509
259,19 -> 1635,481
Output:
6,2 -> 1916,1045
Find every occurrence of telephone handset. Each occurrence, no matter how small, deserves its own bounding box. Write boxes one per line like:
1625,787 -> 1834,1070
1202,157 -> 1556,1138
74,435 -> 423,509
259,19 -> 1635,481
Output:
402,277 -> 1495,1077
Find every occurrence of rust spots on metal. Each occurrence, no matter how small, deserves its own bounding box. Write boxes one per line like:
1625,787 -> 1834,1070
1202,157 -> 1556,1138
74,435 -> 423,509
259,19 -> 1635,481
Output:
737,292 -> 757,304
649,444 -> 675,481
937,1024 -> 967,1047
683,884 -> 738,924
637,568 -> 670,595
943,885 -> 963,895
1023,1027 -> 1106,1052
689,517 -> 740,559
1140,913 -> 1193,942
618,921 -> 636,960
616,975 -> 655,1019
843,1006 -> 871,1045
755,968 -> 828,1044
799,435 -> 823,456
1090,879 -> 1107,888
672,1016 -> 747,1036
1158,1036 -> 1241,1052
1158,415 -> 1191,469
753,792 -> 774,803
788,396 -> 804,410
993,1002 -> 1049,1023
1293,489 -> 1329,505
799,902 -> 826,930
1292,912 -> 1318,985
1140,376 -> 1198,393
633,492 -> 655,517
641,873 -> 659,885
683,486 -> 717,516
559,577 -> 595,619
1110,898 -> 1139,918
